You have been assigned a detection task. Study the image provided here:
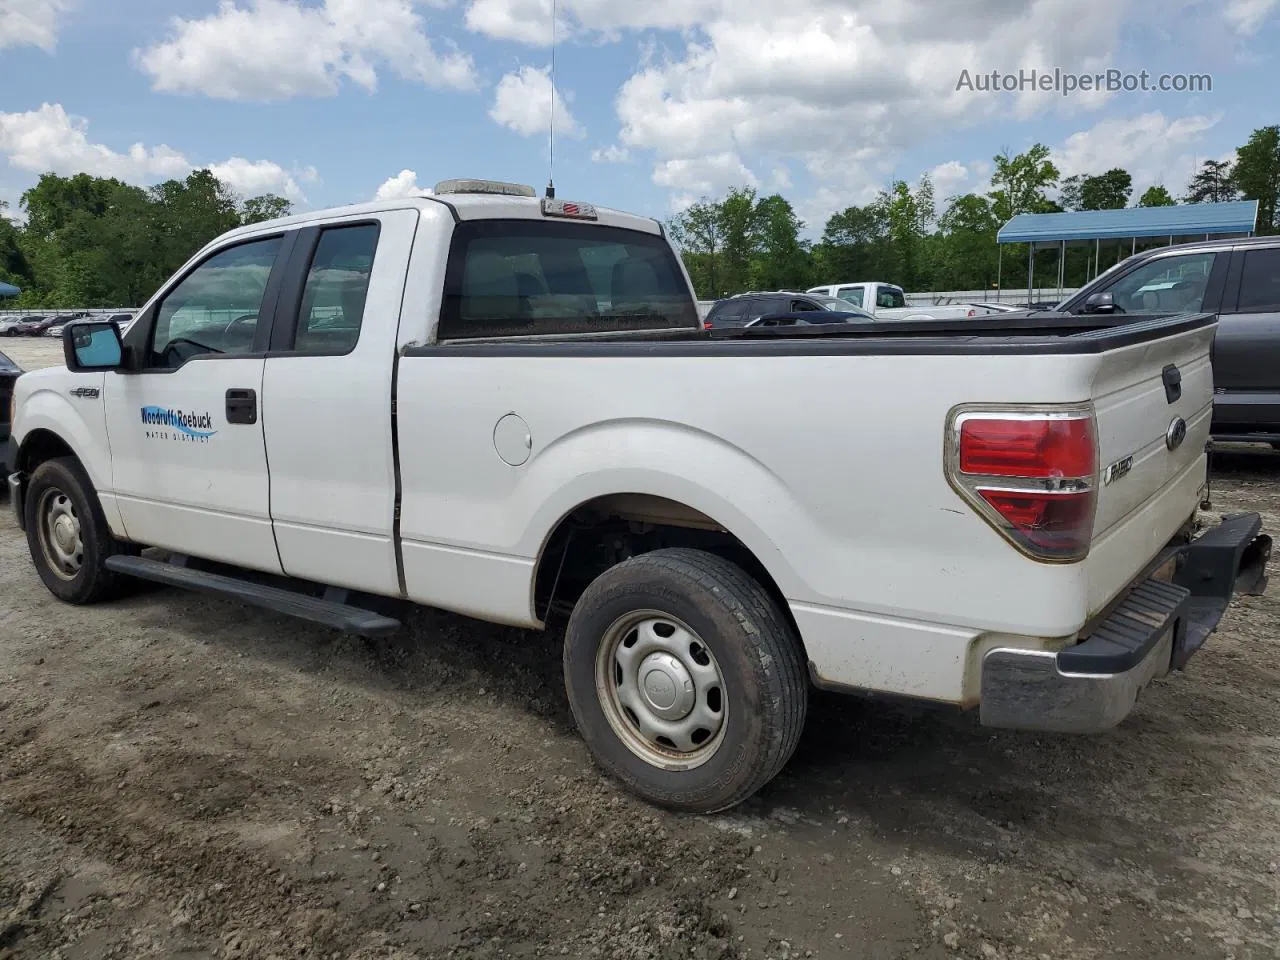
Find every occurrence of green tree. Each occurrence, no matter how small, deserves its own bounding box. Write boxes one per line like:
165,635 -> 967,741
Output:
1078,168 -> 1133,210
0,201 -> 32,289
1058,175 -> 1085,212
717,186 -> 761,294
668,198 -> 724,298
6,169 -> 297,307
1137,184 -> 1177,207
241,194 -> 293,225
812,203 -> 891,283
1233,125 -> 1280,233
750,194 -> 810,290
936,193 -> 1000,290
876,174 -> 935,288
989,143 -> 1060,223
1184,159 -> 1238,204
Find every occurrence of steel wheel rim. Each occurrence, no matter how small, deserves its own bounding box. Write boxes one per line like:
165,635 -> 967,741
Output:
36,487 -> 84,580
594,609 -> 728,771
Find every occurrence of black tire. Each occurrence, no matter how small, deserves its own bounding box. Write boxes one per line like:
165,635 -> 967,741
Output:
563,547 -> 808,813
24,456 -> 136,604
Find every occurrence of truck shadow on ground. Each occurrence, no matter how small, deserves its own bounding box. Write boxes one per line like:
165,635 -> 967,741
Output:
123,587 -> 1252,881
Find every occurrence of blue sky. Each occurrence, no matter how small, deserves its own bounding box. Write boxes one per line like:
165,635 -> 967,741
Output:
1,0 -> 1277,236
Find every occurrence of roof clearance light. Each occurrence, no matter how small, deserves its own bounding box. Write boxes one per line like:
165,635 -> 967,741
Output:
433,178 -> 536,197
542,197 -> 598,220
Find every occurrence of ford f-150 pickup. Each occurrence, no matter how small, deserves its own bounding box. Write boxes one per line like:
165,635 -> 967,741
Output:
6,178 -> 1272,813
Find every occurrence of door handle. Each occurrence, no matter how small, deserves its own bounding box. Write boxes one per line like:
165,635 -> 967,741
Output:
225,388 -> 258,425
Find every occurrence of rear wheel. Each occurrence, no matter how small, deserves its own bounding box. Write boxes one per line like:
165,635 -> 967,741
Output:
563,547 -> 808,813
24,456 -> 136,604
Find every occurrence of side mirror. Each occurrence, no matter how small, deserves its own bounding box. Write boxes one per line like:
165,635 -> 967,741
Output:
1084,291 -> 1117,314
63,320 -> 124,372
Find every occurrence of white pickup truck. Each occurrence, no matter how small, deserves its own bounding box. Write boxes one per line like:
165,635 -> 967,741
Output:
7,179 -> 1271,814
806,280 -> 993,320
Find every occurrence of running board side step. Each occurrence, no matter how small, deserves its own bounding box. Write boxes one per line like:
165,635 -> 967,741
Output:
104,555 -> 402,637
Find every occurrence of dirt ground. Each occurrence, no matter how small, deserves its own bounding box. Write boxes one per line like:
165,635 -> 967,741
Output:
1,337 -> 1278,960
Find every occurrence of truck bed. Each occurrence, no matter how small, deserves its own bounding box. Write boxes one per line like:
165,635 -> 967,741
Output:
414,310 -> 1215,355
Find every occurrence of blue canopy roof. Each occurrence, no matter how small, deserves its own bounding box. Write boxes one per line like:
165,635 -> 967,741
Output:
997,200 -> 1259,244
0,280 -> 20,297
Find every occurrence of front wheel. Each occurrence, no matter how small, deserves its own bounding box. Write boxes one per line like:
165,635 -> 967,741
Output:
24,456 -> 136,604
563,548 -> 808,813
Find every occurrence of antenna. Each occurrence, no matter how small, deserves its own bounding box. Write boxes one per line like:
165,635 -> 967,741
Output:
545,0 -> 556,199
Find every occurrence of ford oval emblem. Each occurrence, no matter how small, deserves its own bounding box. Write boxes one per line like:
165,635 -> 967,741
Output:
1166,416 -> 1187,451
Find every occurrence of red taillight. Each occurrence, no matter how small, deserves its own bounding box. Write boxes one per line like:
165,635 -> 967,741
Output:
976,490 -> 1095,556
947,408 -> 1098,562
703,320 -> 713,330
967,308 -> 976,317
959,417 -> 1095,479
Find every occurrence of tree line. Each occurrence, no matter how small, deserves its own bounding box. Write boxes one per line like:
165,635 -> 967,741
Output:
668,124 -> 1280,300
0,170 -> 291,308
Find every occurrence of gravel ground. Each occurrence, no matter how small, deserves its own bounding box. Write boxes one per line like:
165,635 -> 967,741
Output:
1,337 -> 1278,960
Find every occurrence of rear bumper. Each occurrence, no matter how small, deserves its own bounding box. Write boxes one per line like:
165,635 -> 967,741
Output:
980,512 -> 1271,733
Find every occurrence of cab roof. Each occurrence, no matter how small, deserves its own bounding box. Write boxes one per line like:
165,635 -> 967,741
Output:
216,191 -> 665,247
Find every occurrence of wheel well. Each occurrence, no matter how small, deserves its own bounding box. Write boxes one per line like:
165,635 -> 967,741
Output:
16,429 -> 76,474
533,493 -> 800,638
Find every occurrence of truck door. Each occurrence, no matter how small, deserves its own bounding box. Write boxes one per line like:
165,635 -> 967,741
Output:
104,233 -> 290,572
1210,245 -> 1280,430
260,210 -> 418,596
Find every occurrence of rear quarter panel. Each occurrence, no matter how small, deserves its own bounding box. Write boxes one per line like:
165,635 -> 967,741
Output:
395,348 -> 1113,638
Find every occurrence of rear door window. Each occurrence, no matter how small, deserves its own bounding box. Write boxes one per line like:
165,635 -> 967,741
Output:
439,220 -> 698,339
835,286 -> 864,307
1236,248 -> 1280,312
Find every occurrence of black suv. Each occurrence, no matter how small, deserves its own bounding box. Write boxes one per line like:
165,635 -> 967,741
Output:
704,291 -> 875,328
1055,236 -> 1280,447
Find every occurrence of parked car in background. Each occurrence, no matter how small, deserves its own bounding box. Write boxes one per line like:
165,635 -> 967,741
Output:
1,317 -> 27,336
1053,235 -> 1280,448
806,281 -> 999,321
11,315 -> 47,335
0,346 -> 22,472
703,291 -> 876,328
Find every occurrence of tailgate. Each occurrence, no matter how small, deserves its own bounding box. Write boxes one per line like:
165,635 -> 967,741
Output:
1085,318 -> 1215,607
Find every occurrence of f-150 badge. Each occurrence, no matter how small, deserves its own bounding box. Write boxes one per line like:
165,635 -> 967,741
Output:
1102,455 -> 1133,486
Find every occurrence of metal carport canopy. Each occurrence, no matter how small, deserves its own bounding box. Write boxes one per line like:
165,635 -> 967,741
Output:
996,199 -> 1259,244
0,280 -> 21,296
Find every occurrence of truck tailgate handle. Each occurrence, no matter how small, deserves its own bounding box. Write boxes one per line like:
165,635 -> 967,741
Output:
1162,364 -> 1182,404
225,388 -> 258,425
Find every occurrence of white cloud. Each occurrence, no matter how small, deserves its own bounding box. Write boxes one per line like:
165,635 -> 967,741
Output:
1224,0 -> 1279,33
591,144 -> 631,163
1054,110 -> 1221,196
928,160 -> 972,200
0,0 -> 72,51
652,152 -> 757,194
209,157 -> 314,201
489,65 -> 582,138
136,0 -> 478,101
464,0 -> 715,45
374,168 -> 434,199
465,0 -> 1141,214
0,103 -> 315,201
